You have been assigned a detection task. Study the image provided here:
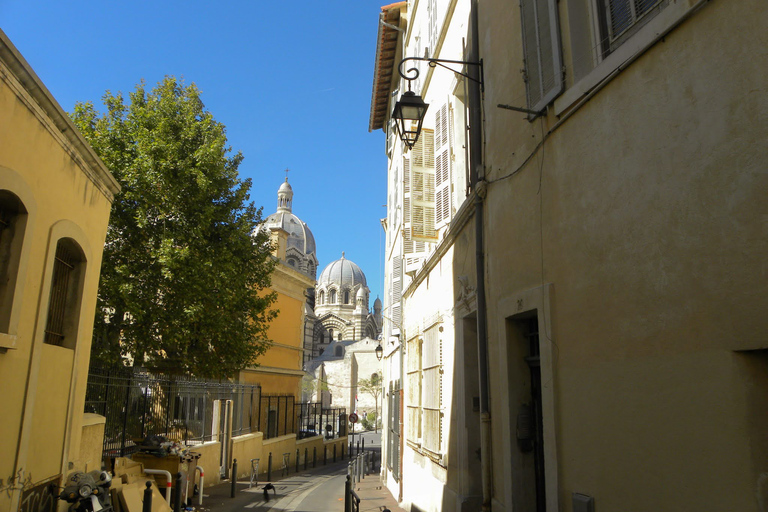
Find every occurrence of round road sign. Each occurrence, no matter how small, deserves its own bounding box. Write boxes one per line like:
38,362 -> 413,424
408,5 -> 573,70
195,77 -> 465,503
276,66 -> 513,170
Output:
349,412 -> 359,424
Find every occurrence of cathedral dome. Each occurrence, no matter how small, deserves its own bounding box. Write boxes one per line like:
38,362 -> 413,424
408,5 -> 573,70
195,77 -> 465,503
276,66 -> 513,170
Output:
318,253 -> 367,289
260,177 -> 318,278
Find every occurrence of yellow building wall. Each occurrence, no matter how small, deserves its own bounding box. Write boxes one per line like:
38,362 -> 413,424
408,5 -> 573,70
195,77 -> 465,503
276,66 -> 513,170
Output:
242,252 -> 313,398
0,30 -> 118,512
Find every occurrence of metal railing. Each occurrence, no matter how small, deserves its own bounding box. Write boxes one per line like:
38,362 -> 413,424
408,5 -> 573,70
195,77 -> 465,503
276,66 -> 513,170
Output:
85,365 -> 260,458
294,402 -> 347,440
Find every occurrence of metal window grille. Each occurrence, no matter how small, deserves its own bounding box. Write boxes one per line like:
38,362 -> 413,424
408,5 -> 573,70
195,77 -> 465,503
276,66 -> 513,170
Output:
44,241 -> 76,347
604,0 -> 663,43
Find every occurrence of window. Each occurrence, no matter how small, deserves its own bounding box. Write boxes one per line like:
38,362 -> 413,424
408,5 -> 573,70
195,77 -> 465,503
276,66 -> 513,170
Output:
319,290 -> 325,304
43,238 -> 85,349
330,289 -> 337,304
287,258 -> 296,267
406,335 -> 422,443
0,191 -> 27,334
344,290 -> 350,304
520,0 -> 564,112
600,0 -> 664,52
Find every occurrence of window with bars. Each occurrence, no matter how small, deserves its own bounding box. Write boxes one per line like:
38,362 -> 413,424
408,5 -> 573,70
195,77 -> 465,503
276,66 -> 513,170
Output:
0,191 -> 27,335
43,239 -> 85,348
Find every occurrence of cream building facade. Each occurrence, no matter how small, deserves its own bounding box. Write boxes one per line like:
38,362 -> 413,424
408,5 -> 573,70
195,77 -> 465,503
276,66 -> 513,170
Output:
0,30 -> 119,512
372,0 -> 768,511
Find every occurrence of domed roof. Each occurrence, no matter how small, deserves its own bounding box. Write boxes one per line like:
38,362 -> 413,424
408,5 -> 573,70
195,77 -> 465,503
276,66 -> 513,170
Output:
318,253 -> 367,288
264,211 -> 316,256
262,178 -> 316,257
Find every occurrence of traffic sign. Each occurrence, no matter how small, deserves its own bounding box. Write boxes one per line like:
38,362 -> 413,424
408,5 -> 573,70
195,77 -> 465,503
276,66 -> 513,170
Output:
349,412 -> 359,424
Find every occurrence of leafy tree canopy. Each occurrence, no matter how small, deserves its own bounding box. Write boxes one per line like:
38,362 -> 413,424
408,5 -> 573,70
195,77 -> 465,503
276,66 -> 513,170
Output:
72,76 -> 277,378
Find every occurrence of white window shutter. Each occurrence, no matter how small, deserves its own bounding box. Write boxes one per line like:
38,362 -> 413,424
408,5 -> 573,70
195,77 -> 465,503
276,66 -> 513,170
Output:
392,256 -> 403,328
410,129 -> 437,242
403,140 -> 432,275
434,102 -> 453,227
520,0 -> 564,112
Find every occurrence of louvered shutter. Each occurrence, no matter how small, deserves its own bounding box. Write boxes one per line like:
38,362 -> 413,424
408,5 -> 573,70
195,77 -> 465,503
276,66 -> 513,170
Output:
520,0 -> 563,113
406,335 -> 422,442
434,101 -> 453,227
410,129 -> 437,242
391,256 -> 403,329
422,323 -> 442,455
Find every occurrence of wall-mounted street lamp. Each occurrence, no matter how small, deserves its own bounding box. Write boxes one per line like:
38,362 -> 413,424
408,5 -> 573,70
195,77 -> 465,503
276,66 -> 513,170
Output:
391,56 -> 544,149
392,56 -> 484,150
375,342 -> 384,361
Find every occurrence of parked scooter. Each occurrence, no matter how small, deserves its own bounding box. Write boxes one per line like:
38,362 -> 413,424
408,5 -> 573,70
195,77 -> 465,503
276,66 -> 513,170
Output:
59,470 -> 113,512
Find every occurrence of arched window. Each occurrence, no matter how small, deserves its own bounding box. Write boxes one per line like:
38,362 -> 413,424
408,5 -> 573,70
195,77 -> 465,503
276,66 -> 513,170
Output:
287,258 -> 296,267
43,238 -> 86,349
319,290 -> 325,304
0,191 -> 27,334
330,289 -> 337,303
344,290 -> 350,304
329,328 -> 334,340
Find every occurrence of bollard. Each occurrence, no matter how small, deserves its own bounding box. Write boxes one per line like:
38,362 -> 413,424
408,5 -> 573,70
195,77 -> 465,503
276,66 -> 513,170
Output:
313,446 -> 317,468
304,448 -> 308,470
324,445 -> 327,465
350,441 -> 353,458
333,444 -> 337,463
142,481 -> 152,512
362,438 -> 365,453
344,475 -> 351,512
231,459 -> 238,498
268,452 -> 272,482
357,441 -> 360,455
295,449 -> 299,473
174,473 -> 183,512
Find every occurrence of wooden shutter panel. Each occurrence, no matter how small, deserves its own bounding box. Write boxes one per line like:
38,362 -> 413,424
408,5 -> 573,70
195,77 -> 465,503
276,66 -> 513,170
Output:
434,102 -> 453,227
520,0 -> 564,112
410,129 -> 437,242
392,256 -> 403,328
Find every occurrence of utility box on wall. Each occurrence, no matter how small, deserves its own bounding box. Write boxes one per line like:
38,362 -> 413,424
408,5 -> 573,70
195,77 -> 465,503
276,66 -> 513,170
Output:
573,492 -> 595,512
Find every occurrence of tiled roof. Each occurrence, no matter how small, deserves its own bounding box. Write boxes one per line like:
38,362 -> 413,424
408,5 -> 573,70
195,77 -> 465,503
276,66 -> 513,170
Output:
368,2 -> 407,132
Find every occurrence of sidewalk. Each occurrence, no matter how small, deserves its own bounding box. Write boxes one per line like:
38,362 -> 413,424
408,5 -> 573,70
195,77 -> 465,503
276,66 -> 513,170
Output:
194,439 -> 404,512
349,471 -> 406,512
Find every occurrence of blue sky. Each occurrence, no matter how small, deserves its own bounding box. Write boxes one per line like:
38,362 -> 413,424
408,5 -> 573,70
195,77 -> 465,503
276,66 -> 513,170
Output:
1,0 -> 388,303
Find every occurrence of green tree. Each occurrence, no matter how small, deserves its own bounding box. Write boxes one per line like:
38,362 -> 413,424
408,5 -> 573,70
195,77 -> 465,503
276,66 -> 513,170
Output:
71,77 -> 277,378
358,372 -> 382,432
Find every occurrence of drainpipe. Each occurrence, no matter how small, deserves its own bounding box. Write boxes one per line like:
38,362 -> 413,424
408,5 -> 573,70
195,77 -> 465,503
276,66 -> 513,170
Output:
468,0 -> 492,510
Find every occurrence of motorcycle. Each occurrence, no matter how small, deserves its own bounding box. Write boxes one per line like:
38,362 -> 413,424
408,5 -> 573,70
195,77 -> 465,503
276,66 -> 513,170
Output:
59,470 -> 113,512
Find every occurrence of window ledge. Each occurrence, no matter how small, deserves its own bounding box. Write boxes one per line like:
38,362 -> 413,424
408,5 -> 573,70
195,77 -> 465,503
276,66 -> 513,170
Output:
0,333 -> 18,350
554,0 -> 694,117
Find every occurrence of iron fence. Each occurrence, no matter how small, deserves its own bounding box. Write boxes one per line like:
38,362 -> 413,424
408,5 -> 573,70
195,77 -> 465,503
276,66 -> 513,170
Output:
294,402 -> 347,440
85,365 -> 260,458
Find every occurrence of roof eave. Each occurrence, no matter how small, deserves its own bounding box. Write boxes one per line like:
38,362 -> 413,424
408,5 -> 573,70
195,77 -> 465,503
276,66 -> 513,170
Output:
368,2 -> 407,133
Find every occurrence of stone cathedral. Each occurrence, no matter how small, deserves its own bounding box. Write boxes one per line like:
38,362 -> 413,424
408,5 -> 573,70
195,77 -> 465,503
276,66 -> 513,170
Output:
261,178 -> 381,364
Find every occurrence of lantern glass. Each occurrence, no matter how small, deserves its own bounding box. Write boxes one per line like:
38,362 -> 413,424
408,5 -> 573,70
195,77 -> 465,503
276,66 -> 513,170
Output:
392,91 -> 429,149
